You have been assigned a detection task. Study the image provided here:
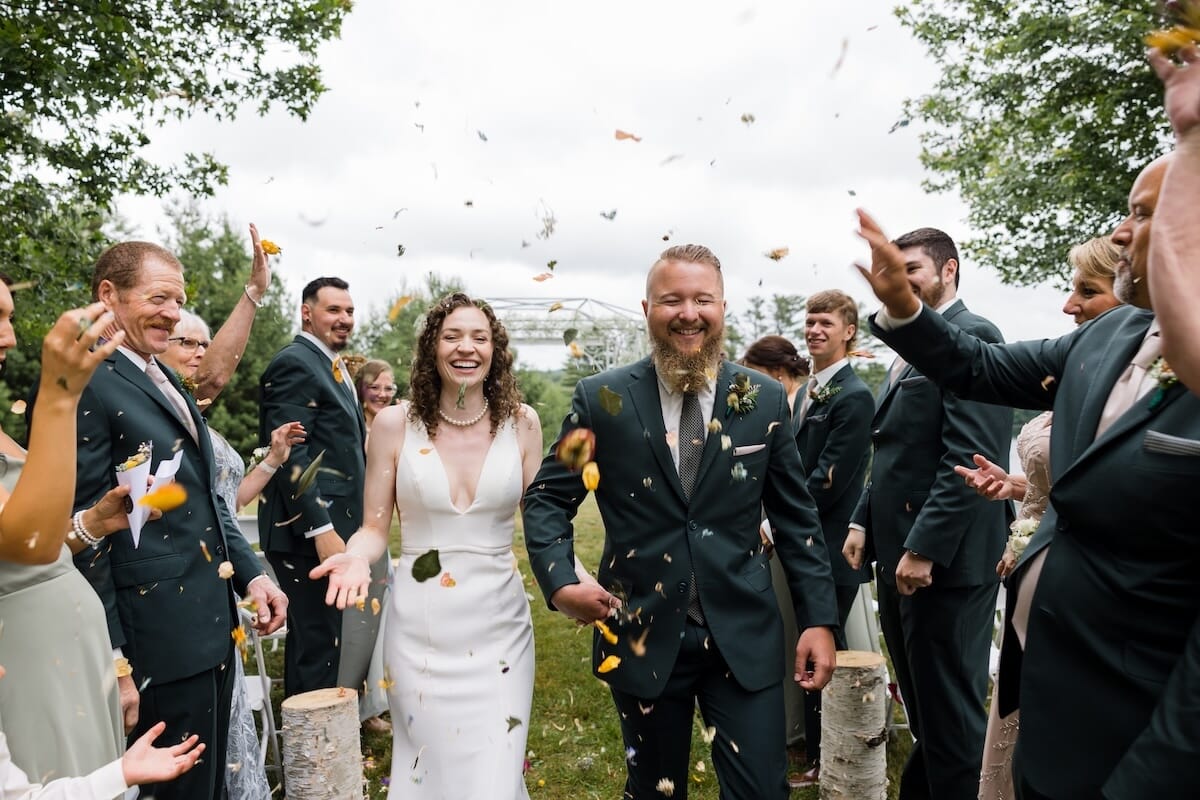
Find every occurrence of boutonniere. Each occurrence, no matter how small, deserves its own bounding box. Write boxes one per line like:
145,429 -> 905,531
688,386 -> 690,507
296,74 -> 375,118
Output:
1147,357 -> 1178,409
809,383 -> 842,405
1006,517 -> 1038,560
725,373 -> 761,417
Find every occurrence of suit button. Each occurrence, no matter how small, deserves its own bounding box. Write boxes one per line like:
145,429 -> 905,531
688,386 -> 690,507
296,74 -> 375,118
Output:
677,582 -> 688,594
872,429 -> 881,437
688,521 -> 698,531
215,545 -> 226,556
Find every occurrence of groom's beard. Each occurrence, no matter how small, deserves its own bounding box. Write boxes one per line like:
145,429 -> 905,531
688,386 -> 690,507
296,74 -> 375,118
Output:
649,325 -> 724,394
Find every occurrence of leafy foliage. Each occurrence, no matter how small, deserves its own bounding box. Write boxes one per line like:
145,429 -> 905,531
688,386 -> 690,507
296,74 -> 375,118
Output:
898,1 -> 1171,286
0,0 -> 350,311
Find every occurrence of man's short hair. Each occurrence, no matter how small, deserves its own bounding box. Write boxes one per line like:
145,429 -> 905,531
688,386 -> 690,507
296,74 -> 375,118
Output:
647,244 -> 723,296
0,272 -> 12,287
91,242 -> 182,300
302,277 -> 351,306
892,227 -> 961,288
806,289 -> 859,349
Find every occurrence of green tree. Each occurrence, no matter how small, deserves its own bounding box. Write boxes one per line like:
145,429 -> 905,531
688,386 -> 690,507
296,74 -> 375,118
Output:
517,368 -> 572,450
165,204 -> 293,457
898,1 -> 1169,286
1,0 -> 351,328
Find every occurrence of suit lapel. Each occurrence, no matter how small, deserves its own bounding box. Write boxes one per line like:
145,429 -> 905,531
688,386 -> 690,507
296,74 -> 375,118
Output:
1068,314 -> 1151,460
696,361 -> 737,483
626,359 -> 689,504
295,335 -> 365,440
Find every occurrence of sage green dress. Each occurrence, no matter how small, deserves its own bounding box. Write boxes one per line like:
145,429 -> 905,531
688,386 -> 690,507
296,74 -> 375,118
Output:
0,453 -> 124,782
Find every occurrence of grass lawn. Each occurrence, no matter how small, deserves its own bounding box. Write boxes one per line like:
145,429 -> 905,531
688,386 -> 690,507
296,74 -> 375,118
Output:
260,495 -> 912,798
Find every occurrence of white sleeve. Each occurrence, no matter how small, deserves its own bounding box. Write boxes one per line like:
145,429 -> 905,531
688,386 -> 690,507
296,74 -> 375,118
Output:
0,733 -> 128,800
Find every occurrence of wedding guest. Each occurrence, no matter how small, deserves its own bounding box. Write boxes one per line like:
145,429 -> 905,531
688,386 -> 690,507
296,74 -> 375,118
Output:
953,236 -> 1121,800
356,358 -> 398,439
1149,42 -> 1200,392
854,151 -> 1200,796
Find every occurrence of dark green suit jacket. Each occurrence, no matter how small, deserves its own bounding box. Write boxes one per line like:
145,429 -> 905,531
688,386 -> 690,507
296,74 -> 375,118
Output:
873,303 -> 1200,799
851,300 -> 1013,587
794,363 -> 873,587
47,353 -> 264,685
523,358 -> 838,698
257,335 -> 366,554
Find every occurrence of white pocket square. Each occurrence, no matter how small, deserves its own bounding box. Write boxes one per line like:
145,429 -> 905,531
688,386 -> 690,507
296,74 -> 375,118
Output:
1143,430 -> 1200,456
732,444 -> 766,456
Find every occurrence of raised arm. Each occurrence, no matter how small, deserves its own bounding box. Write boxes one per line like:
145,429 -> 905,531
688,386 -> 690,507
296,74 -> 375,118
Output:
1149,45 -> 1200,393
192,223 -> 270,404
3,304 -> 121,564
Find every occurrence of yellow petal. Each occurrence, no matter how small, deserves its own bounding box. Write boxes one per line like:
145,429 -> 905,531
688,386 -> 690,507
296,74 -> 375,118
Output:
598,654 -> 621,673
593,619 -> 618,645
217,560 -> 234,579
139,482 -> 187,511
388,295 -> 414,322
200,541 -> 212,562
582,461 -> 600,491
260,239 -> 282,255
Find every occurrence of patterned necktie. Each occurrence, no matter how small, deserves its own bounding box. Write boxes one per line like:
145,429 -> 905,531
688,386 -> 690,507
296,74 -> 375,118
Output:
1096,330 -> 1162,439
146,359 -> 198,442
678,391 -> 706,624
796,376 -> 818,420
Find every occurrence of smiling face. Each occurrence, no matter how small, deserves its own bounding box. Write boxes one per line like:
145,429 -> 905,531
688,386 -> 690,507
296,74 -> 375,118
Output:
435,306 -> 493,396
361,369 -> 397,418
1111,154 -> 1170,310
898,245 -> 956,308
805,311 -> 855,369
643,258 -> 726,389
98,255 -> 186,359
302,286 -> 355,352
159,316 -> 210,379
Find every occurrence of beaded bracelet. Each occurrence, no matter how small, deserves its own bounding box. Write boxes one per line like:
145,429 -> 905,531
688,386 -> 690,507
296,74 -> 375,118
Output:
244,285 -> 264,308
72,510 -> 102,549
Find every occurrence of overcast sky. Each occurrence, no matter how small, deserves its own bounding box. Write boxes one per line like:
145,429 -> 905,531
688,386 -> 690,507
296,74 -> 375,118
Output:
118,0 -> 1080,369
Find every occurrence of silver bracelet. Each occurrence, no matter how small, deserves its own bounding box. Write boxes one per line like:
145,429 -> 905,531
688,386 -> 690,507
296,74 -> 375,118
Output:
72,511 -> 102,549
244,284 -> 264,308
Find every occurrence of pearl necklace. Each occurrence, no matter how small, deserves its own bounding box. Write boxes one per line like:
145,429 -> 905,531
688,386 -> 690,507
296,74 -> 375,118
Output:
438,398 -> 489,428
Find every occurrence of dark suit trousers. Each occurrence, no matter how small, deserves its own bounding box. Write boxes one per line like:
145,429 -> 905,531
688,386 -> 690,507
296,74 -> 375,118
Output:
267,551 -> 342,696
132,647 -> 235,799
878,578 -> 998,800
800,583 -> 861,765
610,621 -> 789,800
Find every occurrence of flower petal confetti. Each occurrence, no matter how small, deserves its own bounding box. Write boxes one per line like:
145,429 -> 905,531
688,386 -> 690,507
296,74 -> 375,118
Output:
260,239 -> 281,255
594,619 -> 618,644
388,295 -> 414,322
412,549 -> 442,582
439,572 -> 457,588
9,400 -> 26,415
293,450 -> 326,498
200,541 -> 213,562
506,716 -> 522,732
532,272 -> 554,282
217,560 -> 234,580
656,777 -> 675,796
614,129 -> 642,142
556,427 -> 596,471
597,655 -> 621,673
582,462 -> 600,491
598,385 -> 623,416
764,247 -> 790,261
139,482 -> 187,511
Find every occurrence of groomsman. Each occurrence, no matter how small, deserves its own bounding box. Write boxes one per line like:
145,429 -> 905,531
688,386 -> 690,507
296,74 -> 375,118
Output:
789,289 -> 874,788
844,229 -> 1012,800
258,276 -> 367,696
856,153 -> 1200,799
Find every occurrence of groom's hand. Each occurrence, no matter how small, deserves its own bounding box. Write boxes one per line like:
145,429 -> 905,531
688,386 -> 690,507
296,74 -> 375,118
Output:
551,582 -> 621,624
795,626 -> 837,691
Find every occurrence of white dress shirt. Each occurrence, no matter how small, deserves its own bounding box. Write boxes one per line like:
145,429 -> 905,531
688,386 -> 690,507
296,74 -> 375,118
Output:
655,368 -> 717,471
0,732 -> 128,799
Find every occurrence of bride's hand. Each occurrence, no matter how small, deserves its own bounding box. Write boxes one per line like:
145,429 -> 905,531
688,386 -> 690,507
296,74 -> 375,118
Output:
310,553 -> 371,609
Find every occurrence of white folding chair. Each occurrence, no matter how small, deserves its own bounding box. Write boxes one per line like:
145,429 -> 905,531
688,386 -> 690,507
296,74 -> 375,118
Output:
239,609 -> 283,780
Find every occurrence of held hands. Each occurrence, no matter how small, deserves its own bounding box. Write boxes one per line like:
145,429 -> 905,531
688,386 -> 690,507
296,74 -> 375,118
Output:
310,552 -> 372,610
794,626 -> 836,691
853,210 -> 921,319
40,303 -> 124,399
896,551 -> 934,596
121,721 -> 205,786
996,545 -> 1018,579
842,527 -> 866,571
1150,43 -> 1200,138
550,582 -> 622,625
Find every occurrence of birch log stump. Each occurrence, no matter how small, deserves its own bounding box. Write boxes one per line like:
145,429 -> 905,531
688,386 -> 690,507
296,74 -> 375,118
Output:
819,650 -> 888,800
281,687 -> 364,799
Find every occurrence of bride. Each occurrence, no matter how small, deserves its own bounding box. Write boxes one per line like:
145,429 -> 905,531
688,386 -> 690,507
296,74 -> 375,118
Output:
312,293 -> 542,798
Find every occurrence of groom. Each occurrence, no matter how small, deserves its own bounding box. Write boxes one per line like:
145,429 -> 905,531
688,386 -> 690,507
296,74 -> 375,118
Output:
524,244 -> 838,800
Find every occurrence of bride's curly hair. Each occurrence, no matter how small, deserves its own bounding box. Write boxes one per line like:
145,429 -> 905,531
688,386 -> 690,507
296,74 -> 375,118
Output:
407,292 -> 522,439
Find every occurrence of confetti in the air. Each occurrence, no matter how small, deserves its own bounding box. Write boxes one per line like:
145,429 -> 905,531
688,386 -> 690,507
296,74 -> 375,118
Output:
140,483 -> 187,511
388,295 -> 414,322
9,400 -> 25,415
582,462 -> 600,491
412,549 -> 442,582
260,239 -> 282,255
614,129 -> 643,142
532,273 -> 554,282
598,655 -> 621,674
217,561 -> 234,580
740,113 -> 755,126
598,386 -> 623,416
765,247 -> 790,261
656,777 -> 675,796
600,209 -> 617,221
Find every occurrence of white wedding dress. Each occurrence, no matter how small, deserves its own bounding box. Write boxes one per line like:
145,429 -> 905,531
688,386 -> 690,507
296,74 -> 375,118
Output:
385,417 -> 533,799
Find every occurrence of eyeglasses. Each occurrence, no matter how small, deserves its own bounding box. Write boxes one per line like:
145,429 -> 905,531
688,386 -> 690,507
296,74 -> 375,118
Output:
168,336 -> 211,352
366,383 -> 398,396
